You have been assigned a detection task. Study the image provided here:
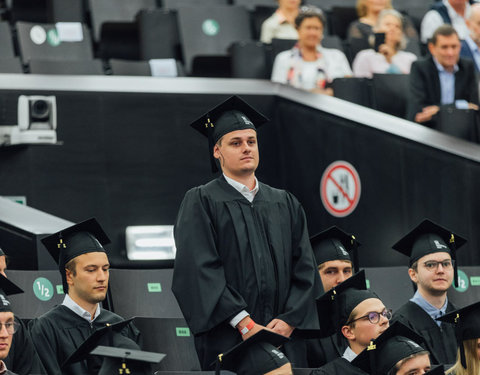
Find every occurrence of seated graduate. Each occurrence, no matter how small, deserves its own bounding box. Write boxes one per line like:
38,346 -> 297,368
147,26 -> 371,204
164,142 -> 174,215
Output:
213,330 -> 292,375
352,321 -> 431,375
29,218 -> 141,375
311,271 -> 391,374
306,226 -> 360,367
391,219 -> 465,365
437,301 -> 480,375
0,273 -> 31,375
0,246 -> 44,375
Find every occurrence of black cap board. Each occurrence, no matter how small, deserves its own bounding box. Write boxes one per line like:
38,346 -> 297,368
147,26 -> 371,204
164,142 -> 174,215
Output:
310,226 -> 360,272
316,270 -> 377,339
92,346 -> 165,375
425,365 -> 445,375
351,321 -> 427,375
437,301 -> 480,369
212,329 -> 290,375
392,219 -> 466,287
0,273 -> 24,313
41,218 -> 110,293
62,318 -> 134,368
189,95 -> 269,173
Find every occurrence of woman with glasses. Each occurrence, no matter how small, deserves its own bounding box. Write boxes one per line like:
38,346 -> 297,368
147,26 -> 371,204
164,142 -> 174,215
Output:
311,271 -> 391,374
271,6 -> 352,95
392,219 -> 466,365
260,0 -> 301,44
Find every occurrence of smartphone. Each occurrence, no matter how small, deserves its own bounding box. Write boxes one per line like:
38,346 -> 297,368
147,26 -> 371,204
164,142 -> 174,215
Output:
374,32 -> 386,52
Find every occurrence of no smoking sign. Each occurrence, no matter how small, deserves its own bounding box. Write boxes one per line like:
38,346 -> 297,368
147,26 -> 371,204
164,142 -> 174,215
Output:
320,161 -> 361,217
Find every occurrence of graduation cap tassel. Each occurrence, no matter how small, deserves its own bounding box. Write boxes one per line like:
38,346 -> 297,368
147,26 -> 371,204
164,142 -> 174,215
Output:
351,235 -> 359,273
332,290 -> 343,347
367,339 -> 377,375
215,353 -> 223,375
205,117 -> 218,173
449,234 -> 459,288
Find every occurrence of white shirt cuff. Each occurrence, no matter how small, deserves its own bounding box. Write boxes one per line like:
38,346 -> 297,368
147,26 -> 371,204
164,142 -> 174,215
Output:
229,310 -> 249,328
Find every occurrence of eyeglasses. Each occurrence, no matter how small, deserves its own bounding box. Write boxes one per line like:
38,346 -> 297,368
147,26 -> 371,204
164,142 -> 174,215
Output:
0,321 -> 19,335
346,308 -> 392,325
299,5 -> 324,15
423,260 -> 453,271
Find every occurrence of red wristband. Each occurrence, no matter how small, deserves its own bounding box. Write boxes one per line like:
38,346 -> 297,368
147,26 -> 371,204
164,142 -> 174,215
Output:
238,319 -> 255,335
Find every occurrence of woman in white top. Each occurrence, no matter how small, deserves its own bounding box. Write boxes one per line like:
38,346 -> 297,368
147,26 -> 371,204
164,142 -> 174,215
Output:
260,0 -> 300,44
353,9 -> 417,78
271,6 -> 352,95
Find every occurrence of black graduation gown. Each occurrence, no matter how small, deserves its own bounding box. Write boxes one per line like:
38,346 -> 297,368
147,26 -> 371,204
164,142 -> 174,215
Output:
172,176 -> 322,369
29,305 -> 141,375
306,333 -> 348,368
4,317 -> 45,375
392,301 -> 457,365
310,357 -> 368,375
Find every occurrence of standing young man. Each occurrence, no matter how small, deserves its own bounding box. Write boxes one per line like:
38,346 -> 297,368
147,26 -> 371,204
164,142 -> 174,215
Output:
392,219 -> 464,365
172,96 -> 321,369
30,218 -> 141,375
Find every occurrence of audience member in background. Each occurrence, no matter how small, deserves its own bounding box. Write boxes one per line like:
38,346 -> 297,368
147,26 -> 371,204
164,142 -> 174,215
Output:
439,301 -> 480,375
0,246 -> 44,375
407,25 -> 478,126
421,0 -> 471,44
306,226 -> 359,367
348,0 -> 418,60
392,219 -> 463,365
460,3 -> 480,72
353,9 -> 417,78
260,0 -> 300,44
271,6 -> 352,95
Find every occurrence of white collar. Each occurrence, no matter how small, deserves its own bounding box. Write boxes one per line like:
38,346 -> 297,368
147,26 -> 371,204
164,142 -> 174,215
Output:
342,346 -> 357,362
223,174 -> 259,194
62,294 -> 101,322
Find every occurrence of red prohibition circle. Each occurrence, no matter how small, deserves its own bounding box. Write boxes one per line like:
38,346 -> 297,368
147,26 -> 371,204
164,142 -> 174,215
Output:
320,161 -> 361,217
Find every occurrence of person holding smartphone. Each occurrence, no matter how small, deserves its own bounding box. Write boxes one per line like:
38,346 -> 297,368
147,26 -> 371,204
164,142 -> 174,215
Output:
353,9 -> 417,78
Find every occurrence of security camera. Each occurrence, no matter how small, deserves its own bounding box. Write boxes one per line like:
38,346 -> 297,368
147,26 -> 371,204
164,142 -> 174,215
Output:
0,95 -> 57,146
18,95 -> 57,131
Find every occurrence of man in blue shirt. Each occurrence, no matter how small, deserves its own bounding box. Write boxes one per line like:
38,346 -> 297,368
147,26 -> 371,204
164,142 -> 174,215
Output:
391,219 -> 466,365
407,25 -> 478,127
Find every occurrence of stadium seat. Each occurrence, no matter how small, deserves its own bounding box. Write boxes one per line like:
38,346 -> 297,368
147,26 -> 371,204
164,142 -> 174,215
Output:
136,9 -> 181,60
46,0 -> 85,22
29,58 -> 104,74
177,5 -> 252,74
332,77 -> 374,108
271,38 -> 296,61
109,58 -> 185,77
329,6 -> 357,40
308,0 -> 356,11
0,22 -> 16,59
88,0 -> 156,41
134,317 -> 201,372
162,0 -> 228,9
232,0 -> 276,10
16,21 -> 94,62
97,21 -> 139,60
249,5 -> 276,41
0,58 -> 23,73
436,108 -> 479,143
230,41 -> 269,79
372,73 -> 409,119
10,0 -> 48,23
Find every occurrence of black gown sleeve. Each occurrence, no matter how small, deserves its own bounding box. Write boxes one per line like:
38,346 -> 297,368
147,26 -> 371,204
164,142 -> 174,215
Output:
172,188 -> 248,335
29,317 -> 63,375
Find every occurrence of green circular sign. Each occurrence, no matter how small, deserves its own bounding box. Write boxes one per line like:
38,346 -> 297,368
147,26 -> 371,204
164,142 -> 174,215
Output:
202,19 -> 219,36
33,277 -> 54,301
453,269 -> 469,293
47,29 -> 61,46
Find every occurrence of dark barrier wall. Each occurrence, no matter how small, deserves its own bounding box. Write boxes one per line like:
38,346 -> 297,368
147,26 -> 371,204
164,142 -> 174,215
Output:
0,76 -> 479,269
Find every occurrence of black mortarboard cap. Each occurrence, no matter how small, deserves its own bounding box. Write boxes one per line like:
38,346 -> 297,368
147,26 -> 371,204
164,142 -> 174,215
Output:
425,365 -> 445,375
351,321 -> 426,375
316,270 -> 377,339
189,95 -> 269,173
41,218 -> 110,293
212,330 -> 290,375
62,318 -> 134,368
92,346 -> 165,375
310,226 -> 361,273
437,301 -> 480,369
392,219 -> 466,287
0,273 -> 23,313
